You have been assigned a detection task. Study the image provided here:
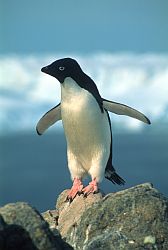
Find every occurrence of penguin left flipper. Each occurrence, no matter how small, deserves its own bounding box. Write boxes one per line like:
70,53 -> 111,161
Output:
103,99 -> 151,124
36,103 -> 61,135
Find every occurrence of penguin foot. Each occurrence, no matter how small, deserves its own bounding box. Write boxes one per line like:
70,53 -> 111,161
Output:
82,178 -> 99,197
66,178 -> 83,202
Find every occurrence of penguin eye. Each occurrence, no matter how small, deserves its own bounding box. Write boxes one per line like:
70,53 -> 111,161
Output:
59,66 -> 65,71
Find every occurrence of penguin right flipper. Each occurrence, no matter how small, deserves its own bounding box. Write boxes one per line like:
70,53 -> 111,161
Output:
103,99 -> 151,124
36,103 -> 61,135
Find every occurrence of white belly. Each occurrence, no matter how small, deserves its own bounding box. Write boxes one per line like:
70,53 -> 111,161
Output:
61,77 -> 111,181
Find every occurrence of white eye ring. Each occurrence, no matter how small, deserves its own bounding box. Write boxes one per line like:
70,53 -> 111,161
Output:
59,66 -> 65,71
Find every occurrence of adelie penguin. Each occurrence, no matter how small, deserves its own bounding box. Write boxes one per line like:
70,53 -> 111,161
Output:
36,57 -> 151,201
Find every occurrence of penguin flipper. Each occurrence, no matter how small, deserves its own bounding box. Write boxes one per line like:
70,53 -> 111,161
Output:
36,103 -> 61,135
103,99 -> 151,124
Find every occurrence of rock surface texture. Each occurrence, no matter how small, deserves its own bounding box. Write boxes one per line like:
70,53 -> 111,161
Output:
56,190 -> 104,238
0,202 -> 71,250
51,183 -> 168,250
1,183 -> 168,250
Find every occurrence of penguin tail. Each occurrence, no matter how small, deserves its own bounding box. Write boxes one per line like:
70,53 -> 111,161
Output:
105,168 -> 125,186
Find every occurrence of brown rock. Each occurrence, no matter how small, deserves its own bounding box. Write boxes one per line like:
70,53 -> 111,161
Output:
56,190 -> 104,239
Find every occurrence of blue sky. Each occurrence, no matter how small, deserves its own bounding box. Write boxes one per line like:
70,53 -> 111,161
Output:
1,0 -> 168,54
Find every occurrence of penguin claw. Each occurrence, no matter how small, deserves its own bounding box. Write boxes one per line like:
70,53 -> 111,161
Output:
65,196 -> 72,203
83,193 -> 87,198
82,178 -> 99,197
69,197 -> 73,203
66,178 -> 83,202
78,191 -> 83,196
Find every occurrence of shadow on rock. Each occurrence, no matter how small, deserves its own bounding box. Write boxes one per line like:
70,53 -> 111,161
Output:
0,224 -> 38,250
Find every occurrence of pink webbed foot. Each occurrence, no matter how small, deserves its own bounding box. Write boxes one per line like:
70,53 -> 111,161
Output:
66,178 -> 84,202
82,178 -> 99,197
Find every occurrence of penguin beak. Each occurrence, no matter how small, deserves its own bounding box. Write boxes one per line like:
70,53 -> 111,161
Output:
41,66 -> 54,77
41,64 -> 62,82
41,66 -> 48,73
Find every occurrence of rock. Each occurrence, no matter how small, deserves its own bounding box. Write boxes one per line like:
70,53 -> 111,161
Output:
1,183 -> 168,249
0,216 -> 6,230
0,216 -> 6,249
54,183 -> 168,250
0,202 -> 64,250
55,190 -> 104,239
42,209 -> 59,235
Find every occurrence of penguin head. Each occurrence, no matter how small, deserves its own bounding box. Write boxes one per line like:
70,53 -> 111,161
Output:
41,58 -> 82,83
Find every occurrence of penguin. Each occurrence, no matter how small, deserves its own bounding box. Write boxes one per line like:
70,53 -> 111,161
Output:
36,58 -> 151,201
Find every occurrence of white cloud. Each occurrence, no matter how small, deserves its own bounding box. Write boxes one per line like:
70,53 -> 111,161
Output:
0,53 -> 168,134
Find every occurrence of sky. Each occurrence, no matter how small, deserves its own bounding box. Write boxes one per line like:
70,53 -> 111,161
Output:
1,0 -> 168,54
1,0 -> 168,134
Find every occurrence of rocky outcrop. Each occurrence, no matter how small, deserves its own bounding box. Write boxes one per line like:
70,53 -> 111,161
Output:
44,183 -> 168,250
1,183 -> 168,250
0,202 -> 71,250
67,183 -> 168,249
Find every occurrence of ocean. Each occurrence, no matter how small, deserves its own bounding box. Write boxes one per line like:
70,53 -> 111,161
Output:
1,131 -> 168,212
